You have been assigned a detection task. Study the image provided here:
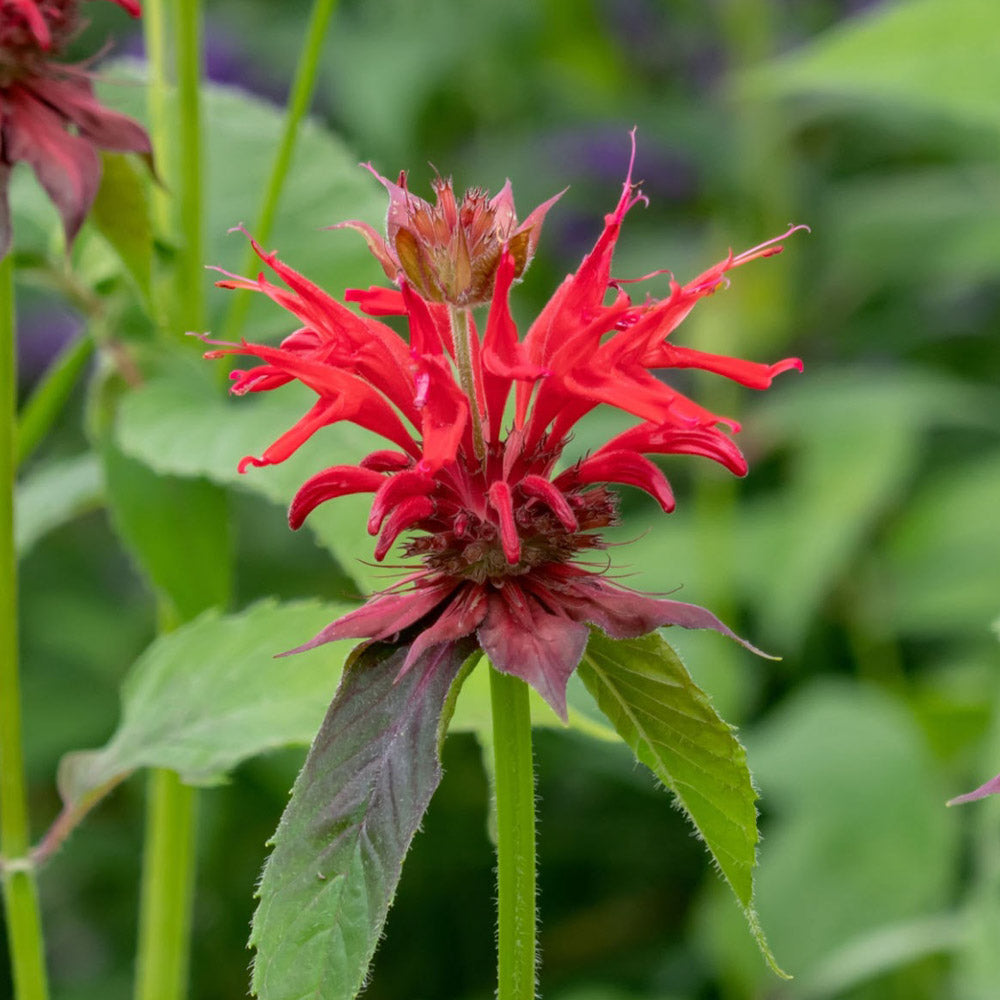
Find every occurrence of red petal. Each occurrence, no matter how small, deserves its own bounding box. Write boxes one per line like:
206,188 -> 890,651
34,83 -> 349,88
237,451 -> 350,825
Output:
288,465 -> 385,530
598,423 -> 748,477
482,252 -> 548,382
360,450 -> 414,472
487,480 -> 521,565
367,468 -> 434,535
643,343 -> 804,390
374,495 -> 435,561
557,451 -> 675,512
519,474 -> 578,532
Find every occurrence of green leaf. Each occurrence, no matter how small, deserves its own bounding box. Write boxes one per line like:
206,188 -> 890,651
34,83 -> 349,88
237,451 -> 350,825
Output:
752,0 -> 1000,133
250,639 -> 474,1000
101,440 -> 232,622
577,629 -> 785,976
114,369 -> 383,594
93,64 -> 385,336
91,152 -> 153,305
15,452 -> 103,556
58,598 -> 357,811
698,680 -> 959,995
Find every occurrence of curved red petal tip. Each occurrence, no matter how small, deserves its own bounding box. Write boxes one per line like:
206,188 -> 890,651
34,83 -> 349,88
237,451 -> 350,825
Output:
772,357 -> 804,377
237,455 -> 267,474
112,0 -> 143,16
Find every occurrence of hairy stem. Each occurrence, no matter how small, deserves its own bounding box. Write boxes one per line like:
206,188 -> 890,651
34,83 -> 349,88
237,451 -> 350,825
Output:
0,252 -> 50,999
221,0 -> 340,342
449,305 -> 486,462
489,668 -> 537,1000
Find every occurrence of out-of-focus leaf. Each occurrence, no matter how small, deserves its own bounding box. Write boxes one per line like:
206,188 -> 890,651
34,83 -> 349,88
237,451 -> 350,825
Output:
250,639 -> 474,1000
883,450 -> 1000,637
93,65 -> 385,335
101,441 -> 232,622
91,152 -> 153,305
114,369 -> 384,594
577,629 -> 784,976
58,599 -> 356,810
752,0 -> 1000,132
15,452 -> 103,556
697,680 -> 959,995
824,168 -> 1000,292
740,368 -> 999,648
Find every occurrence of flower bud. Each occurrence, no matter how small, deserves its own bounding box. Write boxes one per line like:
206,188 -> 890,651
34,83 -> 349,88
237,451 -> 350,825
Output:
342,167 -> 562,308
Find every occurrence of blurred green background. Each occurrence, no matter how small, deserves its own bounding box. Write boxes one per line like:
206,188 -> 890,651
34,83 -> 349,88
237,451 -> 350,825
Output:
6,0 -> 1000,998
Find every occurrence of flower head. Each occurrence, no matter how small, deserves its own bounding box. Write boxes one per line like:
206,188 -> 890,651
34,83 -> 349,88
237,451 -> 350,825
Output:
1,0 -> 150,257
337,166 -> 562,307
206,135 -> 804,718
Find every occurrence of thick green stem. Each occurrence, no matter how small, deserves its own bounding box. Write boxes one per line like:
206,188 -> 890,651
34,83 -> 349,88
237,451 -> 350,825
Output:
0,255 -> 50,999
16,332 -> 95,468
449,305 -> 486,462
134,770 -> 198,1000
131,5 -> 204,998
221,0 -> 340,342
489,668 -> 537,1000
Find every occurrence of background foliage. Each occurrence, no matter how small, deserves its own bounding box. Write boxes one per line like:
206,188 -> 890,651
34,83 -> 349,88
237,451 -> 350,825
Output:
6,0 -> 1000,998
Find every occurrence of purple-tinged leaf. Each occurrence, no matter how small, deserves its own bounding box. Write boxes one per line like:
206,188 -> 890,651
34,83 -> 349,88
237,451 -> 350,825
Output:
250,638 -> 475,1000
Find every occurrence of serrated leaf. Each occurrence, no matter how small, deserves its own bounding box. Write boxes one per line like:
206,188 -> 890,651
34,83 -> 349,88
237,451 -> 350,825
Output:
577,628 -> 785,976
101,440 -> 232,622
91,152 -> 153,305
15,452 -> 103,556
250,639 -> 475,1000
58,599 -> 357,811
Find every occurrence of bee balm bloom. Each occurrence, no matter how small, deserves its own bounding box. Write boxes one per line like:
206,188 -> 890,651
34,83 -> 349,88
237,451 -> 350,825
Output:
0,0 -> 150,257
206,137 -> 804,718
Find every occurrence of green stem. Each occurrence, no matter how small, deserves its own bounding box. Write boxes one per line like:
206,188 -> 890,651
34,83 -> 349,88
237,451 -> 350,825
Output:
131,5 -> 204,998
16,332 -> 95,467
221,0 -> 340,342
173,0 -> 204,336
142,0 -> 172,236
449,305 -> 486,462
0,255 -> 50,998
489,668 -> 537,1000
134,770 -> 198,1000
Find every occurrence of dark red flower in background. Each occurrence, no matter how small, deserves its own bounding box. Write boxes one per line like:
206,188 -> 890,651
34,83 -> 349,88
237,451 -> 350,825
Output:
1,0 -> 149,257
206,136 -> 804,718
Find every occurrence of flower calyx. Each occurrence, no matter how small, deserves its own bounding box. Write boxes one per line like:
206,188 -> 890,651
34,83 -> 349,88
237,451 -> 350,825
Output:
340,166 -> 562,308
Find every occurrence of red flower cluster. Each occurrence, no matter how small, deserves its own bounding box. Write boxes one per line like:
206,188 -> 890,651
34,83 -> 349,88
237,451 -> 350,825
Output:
1,0 -> 149,257
207,137 -> 803,717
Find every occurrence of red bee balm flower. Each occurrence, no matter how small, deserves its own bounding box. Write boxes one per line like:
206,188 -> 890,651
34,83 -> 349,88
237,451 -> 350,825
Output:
206,137 -> 804,718
0,0 -> 150,257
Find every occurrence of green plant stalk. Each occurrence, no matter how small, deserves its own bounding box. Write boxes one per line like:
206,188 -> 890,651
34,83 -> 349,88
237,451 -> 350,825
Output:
0,256 -> 50,999
221,0 -> 340,342
142,0 -> 172,236
489,668 -> 537,1000
133,4 -> 205,998
134,769 -> 198,1000
16,332 -> 95,468
173,0 -> 205,337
